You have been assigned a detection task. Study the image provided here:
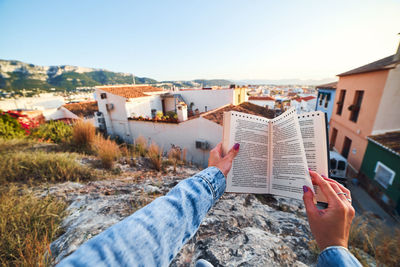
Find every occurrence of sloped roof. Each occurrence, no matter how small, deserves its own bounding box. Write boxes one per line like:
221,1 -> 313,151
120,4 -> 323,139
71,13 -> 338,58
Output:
97,85 -> 163,98
316,81 -> 337,90
248,96 -> 275,101
202,102 -> 276,125
368,131 -> 400,156
338,54 -> 400,77
63,101 -> 98,117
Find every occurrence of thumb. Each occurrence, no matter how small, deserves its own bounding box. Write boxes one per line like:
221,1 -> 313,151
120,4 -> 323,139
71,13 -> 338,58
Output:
303,186 -> 318,219
225,143 -> 240,161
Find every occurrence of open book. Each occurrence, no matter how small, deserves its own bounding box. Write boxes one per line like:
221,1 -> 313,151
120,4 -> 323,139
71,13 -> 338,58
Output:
222,107 -> 329,201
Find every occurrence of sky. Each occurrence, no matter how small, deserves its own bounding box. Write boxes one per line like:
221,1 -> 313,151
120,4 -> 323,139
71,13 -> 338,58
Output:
0,0 -> 399,81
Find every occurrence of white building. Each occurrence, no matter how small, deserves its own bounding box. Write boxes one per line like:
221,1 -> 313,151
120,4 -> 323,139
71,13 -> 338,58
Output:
127,102 -> 274,167
248,96 -> 275,109
290,96 -> 317,113
94,84 -> 248,139
93,85 -> 253,166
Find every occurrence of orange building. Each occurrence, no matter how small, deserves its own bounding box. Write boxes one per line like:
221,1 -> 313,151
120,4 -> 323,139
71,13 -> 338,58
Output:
329,44 -> 400,174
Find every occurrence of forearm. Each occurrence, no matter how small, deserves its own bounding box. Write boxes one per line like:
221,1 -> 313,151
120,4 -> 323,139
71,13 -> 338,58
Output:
57,166 -> 226,267
317,246 -> 362,267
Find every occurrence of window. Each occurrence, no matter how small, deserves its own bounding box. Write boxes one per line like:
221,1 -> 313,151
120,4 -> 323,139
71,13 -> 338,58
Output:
324,94 -> 330,108
151,109 -> 156,118
374,162 -> 395,189
336,90 -> 346,115
100,93 -> 107,99
341,136 -> 352,159
319,93 -> 324,106
330,128 -> 338,150
349,90 -> 364,123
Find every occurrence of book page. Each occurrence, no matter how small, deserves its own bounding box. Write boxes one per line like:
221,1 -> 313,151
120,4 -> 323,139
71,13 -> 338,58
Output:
298,111 -> 329,203
270,108 -> 314,200
222,111 -> 270,194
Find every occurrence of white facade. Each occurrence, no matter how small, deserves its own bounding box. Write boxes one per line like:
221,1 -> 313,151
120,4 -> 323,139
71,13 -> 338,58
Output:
128,117 -> 222,167
178,89 -> 237,113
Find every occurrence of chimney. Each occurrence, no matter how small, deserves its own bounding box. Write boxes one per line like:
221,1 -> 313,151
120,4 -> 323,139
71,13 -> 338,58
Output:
395,33 -> 400,62
177,102 -> 188,122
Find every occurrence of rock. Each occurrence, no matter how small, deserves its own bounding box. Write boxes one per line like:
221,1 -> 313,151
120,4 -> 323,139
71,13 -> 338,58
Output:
45,164 -> 317,266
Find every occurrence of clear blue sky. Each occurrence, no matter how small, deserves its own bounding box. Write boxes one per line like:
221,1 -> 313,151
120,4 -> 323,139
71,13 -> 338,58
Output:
0,0 -> 399,81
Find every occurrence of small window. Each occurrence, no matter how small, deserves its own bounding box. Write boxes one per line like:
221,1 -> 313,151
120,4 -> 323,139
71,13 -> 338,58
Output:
151,109 -> 156,118
374,162 -> 395,189
349,90 -> 364,123
100,93 -> 107,99
337,161 -> 346,171
336,90 -> 346,115
330,158 -> 337,169
341,136 -> 352,159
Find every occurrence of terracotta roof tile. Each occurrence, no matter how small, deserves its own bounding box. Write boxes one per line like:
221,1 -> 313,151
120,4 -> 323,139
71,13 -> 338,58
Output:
368,131 -> 400,155
203,102 -> 276,125
98,85 -> 163,99
248,96 -> 275,101
63,101 -> 98,117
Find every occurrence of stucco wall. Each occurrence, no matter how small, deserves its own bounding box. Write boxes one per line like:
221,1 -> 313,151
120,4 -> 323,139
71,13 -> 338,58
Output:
125,95 -> 163,118
372,65 -> 400,134
329,69 -> 389,171
128,117 -> 222,167
95,89 -> 129,137
178,89 -> 234,113
316,89 -> 336,123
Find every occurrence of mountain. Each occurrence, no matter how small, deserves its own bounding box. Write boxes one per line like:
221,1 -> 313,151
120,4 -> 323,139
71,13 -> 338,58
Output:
0,59 -> 157,93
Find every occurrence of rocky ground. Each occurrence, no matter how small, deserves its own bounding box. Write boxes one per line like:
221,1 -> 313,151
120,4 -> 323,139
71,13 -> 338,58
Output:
40,160 -> 319,266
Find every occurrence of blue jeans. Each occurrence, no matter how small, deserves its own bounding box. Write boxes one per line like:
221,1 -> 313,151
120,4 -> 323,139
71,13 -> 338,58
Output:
57,167 -> 361,267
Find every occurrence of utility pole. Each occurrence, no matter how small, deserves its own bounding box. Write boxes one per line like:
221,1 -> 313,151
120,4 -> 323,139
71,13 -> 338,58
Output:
132,74 -> 136,85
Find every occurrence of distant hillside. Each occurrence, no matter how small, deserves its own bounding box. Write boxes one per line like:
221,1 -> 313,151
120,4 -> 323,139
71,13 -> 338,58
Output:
0,59 -> 157,93
0,59 -> 234,94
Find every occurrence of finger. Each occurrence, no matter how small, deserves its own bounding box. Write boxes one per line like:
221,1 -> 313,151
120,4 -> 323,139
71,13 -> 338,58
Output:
325,179 -> 352,206
309,170 -> 341,204
225,143 -> 240,161
302,186 -> 319,219
322,175 -> 351,198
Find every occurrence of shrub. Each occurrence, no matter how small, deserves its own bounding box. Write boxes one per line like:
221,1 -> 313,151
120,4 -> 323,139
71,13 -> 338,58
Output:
0,151 -> 94,184
0,111 -> 26,139
168,147 -> 181,173
0,186 -> 67,266
31,120 -> 72,144
72,120 -> 95,152
348,214 -> 400,267
148,142 -> 163,171
0,138 -> 37,153
135,135 -> 148,157
93,135 -> 121,169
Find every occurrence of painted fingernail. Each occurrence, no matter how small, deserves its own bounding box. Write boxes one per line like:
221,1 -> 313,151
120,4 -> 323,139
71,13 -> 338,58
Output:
233,143 -> 240,151
308,168 -> 311,171
321,174 -> 327,178
303,186 -> 308,193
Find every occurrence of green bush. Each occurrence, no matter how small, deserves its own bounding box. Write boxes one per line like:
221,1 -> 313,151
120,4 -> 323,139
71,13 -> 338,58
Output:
0,151 -> 94,184
0,111 -> 26,139
0,186 -> 67,267
31,120 -> 73,144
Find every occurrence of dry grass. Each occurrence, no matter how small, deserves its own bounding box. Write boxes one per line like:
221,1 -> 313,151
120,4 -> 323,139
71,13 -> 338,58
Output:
135,135 -> 148,157
72,120 -> 96,152
0,151 -> 94,184
93,135 -> 121,169
0,186 -> 67,267
148,142 -> 163,171
348,214 -> 400,267
168,147 -> 182,173
309,214 -> 400,266
0,138 -> 37,153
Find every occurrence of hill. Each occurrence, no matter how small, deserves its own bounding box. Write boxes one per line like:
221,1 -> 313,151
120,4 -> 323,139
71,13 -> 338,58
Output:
0,59 -> 157,93
0,59 -> 234,95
